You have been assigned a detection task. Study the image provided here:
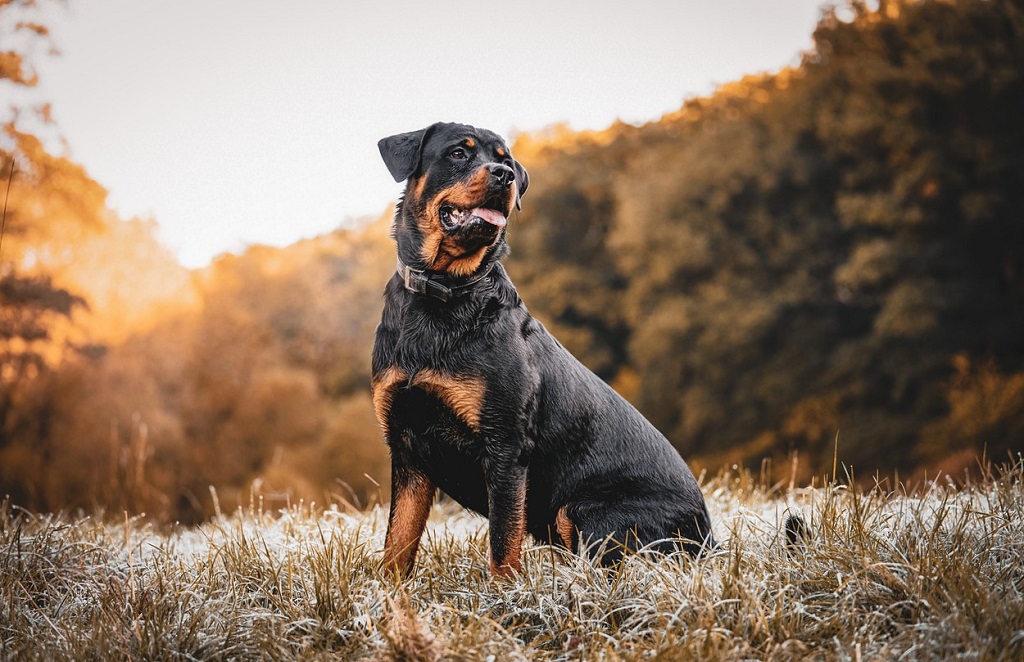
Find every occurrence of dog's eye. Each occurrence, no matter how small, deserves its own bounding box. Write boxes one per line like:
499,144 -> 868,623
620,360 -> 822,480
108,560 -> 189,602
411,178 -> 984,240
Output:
448,148 -> 467,160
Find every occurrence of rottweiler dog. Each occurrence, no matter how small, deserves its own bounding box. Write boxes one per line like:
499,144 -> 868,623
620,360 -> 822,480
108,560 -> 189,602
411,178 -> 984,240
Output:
373,122 -> 714,578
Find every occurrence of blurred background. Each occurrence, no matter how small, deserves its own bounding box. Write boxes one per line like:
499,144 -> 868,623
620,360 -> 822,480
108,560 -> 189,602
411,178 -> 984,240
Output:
1,0 -> 1022,523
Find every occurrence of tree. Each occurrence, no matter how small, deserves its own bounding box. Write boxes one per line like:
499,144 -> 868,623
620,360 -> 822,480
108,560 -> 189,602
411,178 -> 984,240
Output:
509,0 -> 1024,481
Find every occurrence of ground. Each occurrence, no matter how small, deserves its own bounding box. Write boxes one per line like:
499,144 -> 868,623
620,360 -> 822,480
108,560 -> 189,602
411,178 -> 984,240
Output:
2,461 -> 1023,660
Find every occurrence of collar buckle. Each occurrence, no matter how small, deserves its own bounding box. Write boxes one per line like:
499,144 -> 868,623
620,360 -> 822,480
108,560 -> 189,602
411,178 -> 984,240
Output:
398,261 -> 453,301
402,264 -> 428,295
397,259 -> 495,303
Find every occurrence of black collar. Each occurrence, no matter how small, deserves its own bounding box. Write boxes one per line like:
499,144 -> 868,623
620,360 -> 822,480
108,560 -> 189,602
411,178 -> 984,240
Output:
396,259 -> 495,302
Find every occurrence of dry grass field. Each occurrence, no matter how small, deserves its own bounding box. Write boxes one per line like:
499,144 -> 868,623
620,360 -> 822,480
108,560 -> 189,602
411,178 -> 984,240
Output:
3,459 -> 1023,660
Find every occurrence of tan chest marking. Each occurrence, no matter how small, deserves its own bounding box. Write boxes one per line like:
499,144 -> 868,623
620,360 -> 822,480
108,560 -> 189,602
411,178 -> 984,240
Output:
372,366 -> 409,430
410,369 -> 486,431
372,367 -> 486,432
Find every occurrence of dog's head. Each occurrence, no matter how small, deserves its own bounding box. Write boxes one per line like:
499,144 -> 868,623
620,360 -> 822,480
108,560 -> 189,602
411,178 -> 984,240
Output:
379,122 -> 529,277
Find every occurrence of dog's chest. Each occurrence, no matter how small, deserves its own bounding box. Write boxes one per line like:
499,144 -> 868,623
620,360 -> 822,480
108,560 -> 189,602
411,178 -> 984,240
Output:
373,300 -> 496,436
373,364 -> 490,509
372,365 -> 486,435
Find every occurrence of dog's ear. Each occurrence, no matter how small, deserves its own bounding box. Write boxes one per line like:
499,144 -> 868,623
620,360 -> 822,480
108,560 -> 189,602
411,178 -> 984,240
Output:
378,127 -> 431,182
512,160 -> 529,210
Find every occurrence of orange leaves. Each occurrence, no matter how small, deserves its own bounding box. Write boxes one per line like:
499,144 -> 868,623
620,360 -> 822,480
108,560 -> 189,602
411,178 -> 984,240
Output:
0,50 -> 36,86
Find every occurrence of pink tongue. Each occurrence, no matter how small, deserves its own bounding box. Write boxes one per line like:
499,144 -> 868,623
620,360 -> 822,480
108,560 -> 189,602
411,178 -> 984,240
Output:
471,207 -> 507,228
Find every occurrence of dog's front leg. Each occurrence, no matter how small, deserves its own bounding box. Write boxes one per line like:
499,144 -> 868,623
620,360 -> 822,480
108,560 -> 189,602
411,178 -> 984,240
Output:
382,458 -> 435,578
484,453 -> 528,579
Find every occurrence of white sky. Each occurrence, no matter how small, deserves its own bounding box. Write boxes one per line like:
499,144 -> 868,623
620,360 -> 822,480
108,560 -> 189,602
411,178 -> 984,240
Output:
33,0 -> 826,268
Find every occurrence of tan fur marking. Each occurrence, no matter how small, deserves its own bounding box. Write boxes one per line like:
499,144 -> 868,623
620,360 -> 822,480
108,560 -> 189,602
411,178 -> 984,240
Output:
382,471 -> 435,576
465,138 -> 476,148
437,246 -> 490,277
419,229 -> 443,269
434,167 -> 493,210
555,506 -> 574,549
410,369 -> 486,431
420,168 -> 510,273
496,147 -> 506,157
372,366 -> 408,430
407,173 -> 427,201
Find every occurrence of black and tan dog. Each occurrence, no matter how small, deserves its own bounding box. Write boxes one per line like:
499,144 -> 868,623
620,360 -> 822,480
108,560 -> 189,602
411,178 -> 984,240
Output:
373,122 -> 714,578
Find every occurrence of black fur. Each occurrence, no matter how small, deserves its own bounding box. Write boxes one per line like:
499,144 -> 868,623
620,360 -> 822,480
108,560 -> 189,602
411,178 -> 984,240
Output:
374,122 -> 714,578
784,514 -> 810,555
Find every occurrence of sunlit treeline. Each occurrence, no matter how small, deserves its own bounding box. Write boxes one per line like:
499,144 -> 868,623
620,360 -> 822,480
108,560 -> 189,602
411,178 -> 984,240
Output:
506,0 -> 1024,481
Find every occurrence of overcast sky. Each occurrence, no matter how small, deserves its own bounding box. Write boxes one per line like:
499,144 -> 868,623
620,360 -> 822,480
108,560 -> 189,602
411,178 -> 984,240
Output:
34,0 -> 826,267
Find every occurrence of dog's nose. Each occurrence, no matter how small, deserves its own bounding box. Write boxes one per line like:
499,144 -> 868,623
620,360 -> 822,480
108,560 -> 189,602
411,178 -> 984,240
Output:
488,163 -> 516,188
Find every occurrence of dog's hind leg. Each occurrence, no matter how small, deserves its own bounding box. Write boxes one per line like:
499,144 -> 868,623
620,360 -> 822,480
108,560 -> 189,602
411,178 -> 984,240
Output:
563,498 -> 715,565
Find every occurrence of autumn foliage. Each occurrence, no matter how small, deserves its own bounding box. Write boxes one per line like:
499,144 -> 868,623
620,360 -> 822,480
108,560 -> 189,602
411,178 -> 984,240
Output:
507,0 -> 1024,485
1,0 -> 1023,522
